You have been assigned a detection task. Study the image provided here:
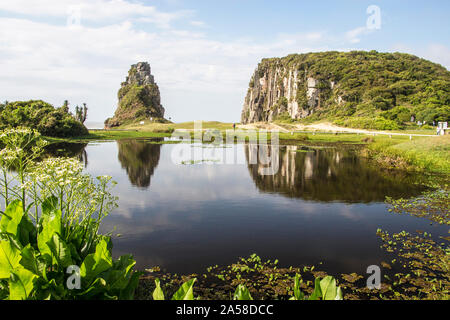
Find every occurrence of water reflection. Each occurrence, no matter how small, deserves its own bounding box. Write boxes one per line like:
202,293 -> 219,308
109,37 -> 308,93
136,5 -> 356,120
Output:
50,140 -> 442,275
45,142 -> 88,166
245,144 -> 426,203
117,139 -> 162,188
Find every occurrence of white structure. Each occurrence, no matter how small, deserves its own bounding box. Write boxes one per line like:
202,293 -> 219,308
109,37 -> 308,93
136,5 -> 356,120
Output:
437,122 -> 448,135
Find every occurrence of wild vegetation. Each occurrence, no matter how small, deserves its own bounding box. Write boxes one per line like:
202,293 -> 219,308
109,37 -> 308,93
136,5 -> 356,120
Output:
0,128 -> 140,299
0,100 -> 88,138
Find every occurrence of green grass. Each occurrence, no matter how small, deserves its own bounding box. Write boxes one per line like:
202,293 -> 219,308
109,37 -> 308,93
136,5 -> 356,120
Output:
45,129 -> 172,142
368,135 -> 450,174
121,120 -> 235,131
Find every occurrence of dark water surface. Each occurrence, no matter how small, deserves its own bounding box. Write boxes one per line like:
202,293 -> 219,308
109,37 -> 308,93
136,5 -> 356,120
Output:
67,139 -> 445,275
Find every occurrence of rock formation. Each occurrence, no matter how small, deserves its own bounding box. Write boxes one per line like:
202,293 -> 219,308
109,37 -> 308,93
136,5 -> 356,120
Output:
105,62 -> 165,128
241,51 -> 450,125
241,56 -> 339,124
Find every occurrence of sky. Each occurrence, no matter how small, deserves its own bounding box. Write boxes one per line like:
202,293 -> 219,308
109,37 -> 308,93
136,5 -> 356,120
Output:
0,0 -> 449,124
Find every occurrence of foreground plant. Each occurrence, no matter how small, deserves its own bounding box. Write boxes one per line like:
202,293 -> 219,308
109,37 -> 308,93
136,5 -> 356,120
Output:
152,278 -> 197,300
0,199 -> 140,299
0,128 -> 139,300
290,274 -> 343,300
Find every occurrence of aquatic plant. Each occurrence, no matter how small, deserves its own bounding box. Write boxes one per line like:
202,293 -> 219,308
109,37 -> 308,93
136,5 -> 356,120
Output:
152,278 -> 196,300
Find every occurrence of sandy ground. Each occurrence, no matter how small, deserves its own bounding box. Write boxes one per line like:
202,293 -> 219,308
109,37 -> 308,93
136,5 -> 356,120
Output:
238,122 -> 388,134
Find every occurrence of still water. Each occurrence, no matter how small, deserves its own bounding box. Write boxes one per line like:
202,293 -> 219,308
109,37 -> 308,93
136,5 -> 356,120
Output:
62,139 -> 445,276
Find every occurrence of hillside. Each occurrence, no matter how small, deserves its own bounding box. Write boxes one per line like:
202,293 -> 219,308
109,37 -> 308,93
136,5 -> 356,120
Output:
241,51 -> 450,130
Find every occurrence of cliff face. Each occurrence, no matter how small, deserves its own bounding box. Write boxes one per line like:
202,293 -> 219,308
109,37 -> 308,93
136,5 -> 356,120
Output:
105,62 -> 165,128
241,65 -> 327,123
241,51 -> 450,125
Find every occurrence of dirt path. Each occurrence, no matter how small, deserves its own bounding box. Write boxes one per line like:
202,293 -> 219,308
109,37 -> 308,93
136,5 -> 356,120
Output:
239,122 -> 435,137
238,122 -> 378,133
238,122 -> 290,132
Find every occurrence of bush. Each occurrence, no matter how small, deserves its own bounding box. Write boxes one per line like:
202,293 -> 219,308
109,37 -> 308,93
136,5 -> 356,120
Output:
0,101 -> 88,138
338,117 -> 400,130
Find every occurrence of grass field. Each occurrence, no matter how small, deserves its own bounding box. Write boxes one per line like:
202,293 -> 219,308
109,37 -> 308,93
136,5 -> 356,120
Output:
121,121 -> 235,131
368,134 -> 450,174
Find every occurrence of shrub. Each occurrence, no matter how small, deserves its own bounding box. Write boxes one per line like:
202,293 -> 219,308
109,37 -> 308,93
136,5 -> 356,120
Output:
0,101 -> 88,138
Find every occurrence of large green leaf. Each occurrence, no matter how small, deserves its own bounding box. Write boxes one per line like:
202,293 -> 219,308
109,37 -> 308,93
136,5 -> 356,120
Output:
233,284 -> 253,300
0,239 -> 21,279
47,234 -> 72,268
9,267 -> 37,300
152,278 -> 165,300
19,245 -> 46,278
308,277 -> 322,300
37,207 -> 62,264
76,277 -> 108,300
105,255 -> 136,291
41,196 -> 58,216
171,278 -> 196,300
17,214 -> 36,247
119,271 -> 140,300
335,287 -> 344,300
0,200 -> 24,238
320,276 -> 338,300
80,239 -> 113,284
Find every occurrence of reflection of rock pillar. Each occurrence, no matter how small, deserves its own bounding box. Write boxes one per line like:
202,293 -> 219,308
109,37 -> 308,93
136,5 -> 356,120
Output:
304,153 -> 314,179
117,140 -> 162,189
248,143 -> 258,165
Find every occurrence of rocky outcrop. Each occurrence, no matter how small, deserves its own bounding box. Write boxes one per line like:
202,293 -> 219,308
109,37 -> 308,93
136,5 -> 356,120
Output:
241,57 -> 341,124
241,51 -> 450,125
105,62 -> 165,128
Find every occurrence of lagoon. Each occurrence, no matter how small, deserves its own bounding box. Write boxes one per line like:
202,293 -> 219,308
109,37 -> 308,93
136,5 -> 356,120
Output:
60,139 -> 445,276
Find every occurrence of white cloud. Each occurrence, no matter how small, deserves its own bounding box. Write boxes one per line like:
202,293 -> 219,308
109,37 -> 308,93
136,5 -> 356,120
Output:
0,0 -> 189,28
345,26 -> 374,44
0,1 -> 448,123
189,20 -> 206,28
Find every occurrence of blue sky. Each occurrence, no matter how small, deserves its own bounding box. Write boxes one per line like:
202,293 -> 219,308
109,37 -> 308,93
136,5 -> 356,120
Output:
0,1 -> 449,124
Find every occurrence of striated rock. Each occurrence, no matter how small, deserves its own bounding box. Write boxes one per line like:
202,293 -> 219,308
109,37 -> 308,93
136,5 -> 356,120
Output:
241,56 -> 340,124
105,62 -> 165,128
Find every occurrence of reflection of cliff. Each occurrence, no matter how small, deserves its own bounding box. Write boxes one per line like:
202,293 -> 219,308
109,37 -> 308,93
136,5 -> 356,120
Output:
117,139 -> 162,189
245,144 -> 426,203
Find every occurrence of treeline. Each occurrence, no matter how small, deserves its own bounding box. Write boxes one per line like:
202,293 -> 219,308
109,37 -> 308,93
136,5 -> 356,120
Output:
0,100 -> 89,137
